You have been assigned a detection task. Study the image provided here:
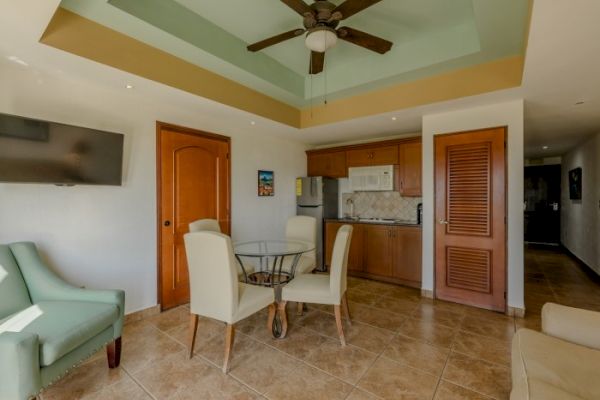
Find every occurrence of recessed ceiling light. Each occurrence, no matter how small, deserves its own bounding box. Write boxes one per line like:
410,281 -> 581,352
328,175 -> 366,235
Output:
7,55 -> 28,66
250,121 -> 256,125
391,117 -> 397,121
125,84 -> 134,89
542,146 -> 549,150
575,101 -> 585,105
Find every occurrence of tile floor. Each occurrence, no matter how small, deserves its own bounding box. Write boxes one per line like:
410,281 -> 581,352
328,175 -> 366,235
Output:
40,246 -> 600,400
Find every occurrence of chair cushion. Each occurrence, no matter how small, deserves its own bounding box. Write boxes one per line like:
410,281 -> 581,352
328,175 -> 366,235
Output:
0,301 -> 119,366
512,328 -> 600,400
0,244 -> 32,319
282,274 -> 336,305
233,283 -> 274,323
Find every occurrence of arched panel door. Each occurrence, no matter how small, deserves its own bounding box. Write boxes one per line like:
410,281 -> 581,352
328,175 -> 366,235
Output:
158,123 -> 230,309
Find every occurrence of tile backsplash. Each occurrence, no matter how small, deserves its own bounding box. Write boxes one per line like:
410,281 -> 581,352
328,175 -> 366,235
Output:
342,192 -> 422,222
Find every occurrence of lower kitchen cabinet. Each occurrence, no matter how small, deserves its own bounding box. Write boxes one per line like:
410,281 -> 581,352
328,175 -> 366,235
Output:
325,221 -> 422,288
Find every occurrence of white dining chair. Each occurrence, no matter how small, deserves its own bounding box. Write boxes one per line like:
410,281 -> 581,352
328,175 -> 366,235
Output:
282,215 -> 317,275
184,231 -> 275,373
281,225 -> 353,346
188,218 -> 254,281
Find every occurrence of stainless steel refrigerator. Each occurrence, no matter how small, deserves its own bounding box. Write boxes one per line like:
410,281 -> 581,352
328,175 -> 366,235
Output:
296,177 -> 339,271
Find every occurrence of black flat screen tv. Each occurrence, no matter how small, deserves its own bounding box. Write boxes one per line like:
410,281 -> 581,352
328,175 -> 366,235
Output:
0,112 -> 124,185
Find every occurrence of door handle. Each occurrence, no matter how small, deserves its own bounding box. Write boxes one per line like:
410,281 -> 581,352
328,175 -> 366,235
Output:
438,219 -> 449,225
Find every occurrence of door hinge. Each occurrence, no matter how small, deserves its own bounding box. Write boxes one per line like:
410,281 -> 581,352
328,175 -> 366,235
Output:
226,153 -> 230,159
504,292 -> 507,299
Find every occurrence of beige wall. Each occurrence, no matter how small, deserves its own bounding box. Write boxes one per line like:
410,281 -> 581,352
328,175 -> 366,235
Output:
0,60 -> 307,314
561,133 -> 600,274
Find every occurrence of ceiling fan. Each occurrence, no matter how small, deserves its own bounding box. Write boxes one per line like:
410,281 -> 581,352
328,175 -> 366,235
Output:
246,0 -> 393,75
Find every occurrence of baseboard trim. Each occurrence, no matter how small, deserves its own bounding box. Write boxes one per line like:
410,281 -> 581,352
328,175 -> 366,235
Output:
124,304 -> 161,325
560,243 -> 600,283
421,289 -> 434,299
507,306 -> 526,318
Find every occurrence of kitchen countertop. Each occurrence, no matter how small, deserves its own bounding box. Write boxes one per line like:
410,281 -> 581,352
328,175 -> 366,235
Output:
326,218 -> 422,228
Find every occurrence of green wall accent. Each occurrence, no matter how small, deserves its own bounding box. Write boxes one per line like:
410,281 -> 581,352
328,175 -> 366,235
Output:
59,0 -> 529,107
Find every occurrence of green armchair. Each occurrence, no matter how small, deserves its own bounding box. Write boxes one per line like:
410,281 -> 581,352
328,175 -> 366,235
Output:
0,242 -> 125,400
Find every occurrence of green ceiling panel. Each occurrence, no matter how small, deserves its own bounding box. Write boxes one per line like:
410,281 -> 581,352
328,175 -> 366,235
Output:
58,0 -> 529,107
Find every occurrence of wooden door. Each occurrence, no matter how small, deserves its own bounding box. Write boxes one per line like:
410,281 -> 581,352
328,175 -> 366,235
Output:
364,224 -> 393,277
398,141 -> 422,196
157,122 -> 230,310
392,226 -> 422,286
434,127 -> 506,312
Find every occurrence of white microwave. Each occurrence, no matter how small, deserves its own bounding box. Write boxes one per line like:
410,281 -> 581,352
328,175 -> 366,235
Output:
349,165 -> 394,191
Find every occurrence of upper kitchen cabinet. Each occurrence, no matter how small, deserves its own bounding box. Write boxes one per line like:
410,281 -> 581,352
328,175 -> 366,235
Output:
307,151 -> 347,178
397,141 -> 422,196
346,145 -> 399,167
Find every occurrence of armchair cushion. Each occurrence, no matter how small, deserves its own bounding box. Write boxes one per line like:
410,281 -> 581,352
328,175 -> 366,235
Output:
512,328 -> 600,400
0,301 -> 119,367
0,245 -> 32,319
542,303 -> 600,350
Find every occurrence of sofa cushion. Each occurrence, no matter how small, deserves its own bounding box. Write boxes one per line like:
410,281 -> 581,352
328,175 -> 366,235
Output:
512,328 -> 600,400
0,301 -> 118,366
511,378 -> 586,400
0,244 -> 32,319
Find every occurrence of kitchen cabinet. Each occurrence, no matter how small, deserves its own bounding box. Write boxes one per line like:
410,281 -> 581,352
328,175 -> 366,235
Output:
346,145 -> 399,168
325,221 -> 422,288
392,225 -> 422,285
325,222 -> 364,273
307,151 -> 347,178
397,141 -> 422,196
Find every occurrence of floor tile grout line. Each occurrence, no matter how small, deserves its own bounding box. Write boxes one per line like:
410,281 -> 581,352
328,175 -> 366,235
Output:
121,365 -> 159,400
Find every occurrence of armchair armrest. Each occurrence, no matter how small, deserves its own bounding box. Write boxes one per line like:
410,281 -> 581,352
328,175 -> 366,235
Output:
0,332 -> 41,400
542,302 -> 600,349
9,242 -> 125,337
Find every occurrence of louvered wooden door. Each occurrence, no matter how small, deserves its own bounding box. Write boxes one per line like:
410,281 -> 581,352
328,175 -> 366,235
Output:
434,127 -> 506,312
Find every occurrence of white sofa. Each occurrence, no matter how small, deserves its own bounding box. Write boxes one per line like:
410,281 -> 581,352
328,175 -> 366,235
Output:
511,303 -> 600,399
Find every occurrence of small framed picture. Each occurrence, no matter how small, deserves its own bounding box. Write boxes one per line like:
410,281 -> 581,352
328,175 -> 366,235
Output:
258,170 -> 274,197
569,167 -> 582,200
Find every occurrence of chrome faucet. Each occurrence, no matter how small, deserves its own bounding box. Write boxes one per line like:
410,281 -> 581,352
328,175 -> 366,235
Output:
346,198 -> 355,219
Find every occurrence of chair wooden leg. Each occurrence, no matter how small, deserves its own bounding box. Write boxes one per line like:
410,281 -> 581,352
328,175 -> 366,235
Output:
267,303 -> 276,331
342,292 -> 352,326
334,305 -> 346,347
297,302 -> 304,316
278,301 -> 288,339
107,337 -> 122,368
188,313 -> 199,358
222,324 -> 235,374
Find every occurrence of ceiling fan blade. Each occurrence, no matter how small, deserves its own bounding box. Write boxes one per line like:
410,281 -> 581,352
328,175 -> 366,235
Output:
309,51 -> 324,75
280,0 -> 313,16
247,29 -> 305,52
333,0 -> 382,20
337,27 -> 392,54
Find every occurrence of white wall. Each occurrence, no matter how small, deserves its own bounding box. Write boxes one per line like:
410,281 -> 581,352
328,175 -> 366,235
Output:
561,133 -> 600,274
421,99 -> 525,311
0,62 -> 307,314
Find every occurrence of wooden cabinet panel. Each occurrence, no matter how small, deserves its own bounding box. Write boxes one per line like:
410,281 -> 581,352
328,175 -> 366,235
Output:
398,141 -> 422,196
346,149 -> 373,167
392,226 -> 422,284
307,151 -> 347,178
364,224 -> 393,277
325,222 -> 364,272
347,145 -> 399,168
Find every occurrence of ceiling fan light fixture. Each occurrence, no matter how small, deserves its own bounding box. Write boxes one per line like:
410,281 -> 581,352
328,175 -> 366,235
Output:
305,26 -> 337,53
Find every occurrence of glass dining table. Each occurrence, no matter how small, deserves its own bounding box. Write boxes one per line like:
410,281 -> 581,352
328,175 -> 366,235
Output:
233,239 -> 314,338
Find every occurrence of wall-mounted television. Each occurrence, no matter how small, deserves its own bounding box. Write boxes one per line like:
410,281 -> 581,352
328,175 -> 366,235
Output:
0,112 -> 124,186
